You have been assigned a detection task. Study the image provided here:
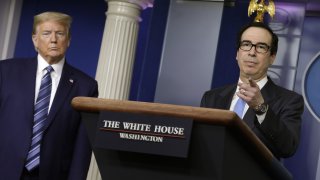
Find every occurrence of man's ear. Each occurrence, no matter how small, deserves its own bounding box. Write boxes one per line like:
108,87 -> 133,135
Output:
32,34 -> 38,49
270,54 -> 276,65
236,50 -> 239,61
67,37 -> 71,47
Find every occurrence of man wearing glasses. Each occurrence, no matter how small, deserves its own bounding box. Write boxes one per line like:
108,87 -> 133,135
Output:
200,22 -> 304,159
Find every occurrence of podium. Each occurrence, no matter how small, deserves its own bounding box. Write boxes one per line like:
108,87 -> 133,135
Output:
72,97 -> 292,180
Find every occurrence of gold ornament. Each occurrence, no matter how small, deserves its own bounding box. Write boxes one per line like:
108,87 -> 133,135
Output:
248,0 -> 275,22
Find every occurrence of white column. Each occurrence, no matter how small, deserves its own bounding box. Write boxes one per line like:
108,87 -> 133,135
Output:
0,0 -> 22,60
86,0 -> 153,180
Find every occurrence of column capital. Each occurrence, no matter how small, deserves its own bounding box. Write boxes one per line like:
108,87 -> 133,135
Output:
106,0 -> 154,10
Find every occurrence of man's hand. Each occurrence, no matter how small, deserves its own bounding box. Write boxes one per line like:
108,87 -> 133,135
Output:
236,77 -> 264,108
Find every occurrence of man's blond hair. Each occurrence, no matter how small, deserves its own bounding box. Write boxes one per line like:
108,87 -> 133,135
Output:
32,11 -> 72,38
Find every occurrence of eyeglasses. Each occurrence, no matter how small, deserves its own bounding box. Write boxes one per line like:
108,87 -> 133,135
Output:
239,41 -> 270,54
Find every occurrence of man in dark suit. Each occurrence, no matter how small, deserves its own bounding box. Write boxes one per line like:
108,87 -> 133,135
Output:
201,22 -> 304,159
0,11 -> 98,179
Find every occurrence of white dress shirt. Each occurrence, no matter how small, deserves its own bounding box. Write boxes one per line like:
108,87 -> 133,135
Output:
34,54 -> 64,112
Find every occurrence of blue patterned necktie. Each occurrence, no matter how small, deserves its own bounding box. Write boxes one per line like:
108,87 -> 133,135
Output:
233,97 -> 246,118
25,66 -> 54,171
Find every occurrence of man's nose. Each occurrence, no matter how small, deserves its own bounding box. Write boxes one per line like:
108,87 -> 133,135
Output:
249,45 -> 257,55
50,34 -> 57,42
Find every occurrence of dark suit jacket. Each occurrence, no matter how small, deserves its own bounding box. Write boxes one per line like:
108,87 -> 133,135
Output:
0,58 -> 98,180
201,78 -> 304,159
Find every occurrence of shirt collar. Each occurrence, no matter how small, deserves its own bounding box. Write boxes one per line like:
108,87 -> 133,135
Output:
255,76 -> 268,89
37,54 -> 65,76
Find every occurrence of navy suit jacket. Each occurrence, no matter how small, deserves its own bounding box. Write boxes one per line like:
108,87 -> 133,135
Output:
0,58 -> 98,180
201,78 -> 304,159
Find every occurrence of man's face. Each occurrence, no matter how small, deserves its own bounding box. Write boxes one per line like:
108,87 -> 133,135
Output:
236,27 -> 276,82
32,21 -> 70,64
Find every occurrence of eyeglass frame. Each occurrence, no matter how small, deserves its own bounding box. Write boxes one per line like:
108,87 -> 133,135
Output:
239,40 -> 271,54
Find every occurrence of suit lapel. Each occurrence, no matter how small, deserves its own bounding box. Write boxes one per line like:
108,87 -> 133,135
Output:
21,58 -> 38,135
217,85 -> 236,109
260,78 -> 278,103
44,63 -> 75,130
243,109 -> 256,129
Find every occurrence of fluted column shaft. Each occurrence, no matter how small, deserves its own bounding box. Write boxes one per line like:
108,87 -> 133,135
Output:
96,0 -> 140,99
87,0 -> 153,179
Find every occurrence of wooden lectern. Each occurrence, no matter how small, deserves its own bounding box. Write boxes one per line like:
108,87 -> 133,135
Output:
72,97 -> 292,180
